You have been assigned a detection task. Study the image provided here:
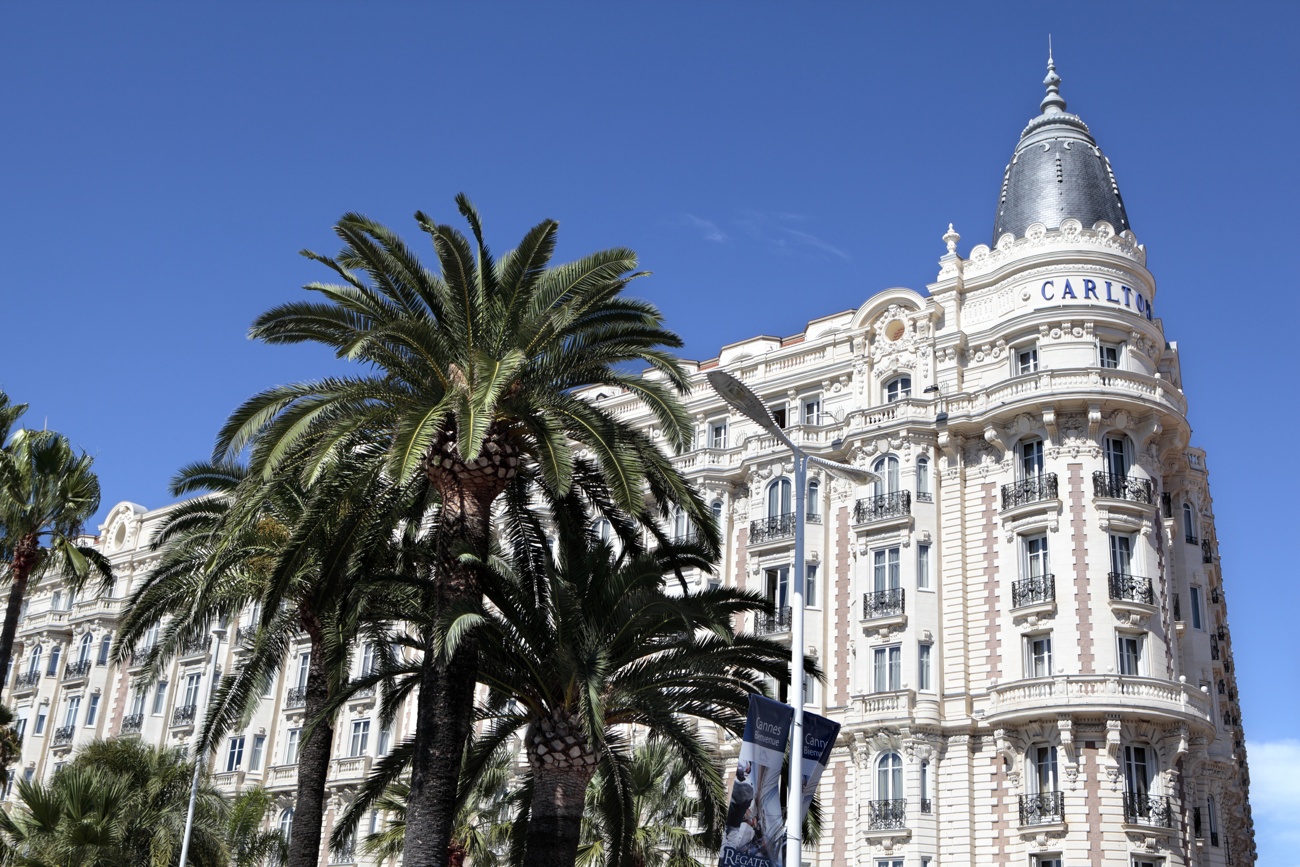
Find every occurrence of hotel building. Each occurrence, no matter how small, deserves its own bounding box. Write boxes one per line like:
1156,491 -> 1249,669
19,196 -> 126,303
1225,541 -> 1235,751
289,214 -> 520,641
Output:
4,58 -> 1254,866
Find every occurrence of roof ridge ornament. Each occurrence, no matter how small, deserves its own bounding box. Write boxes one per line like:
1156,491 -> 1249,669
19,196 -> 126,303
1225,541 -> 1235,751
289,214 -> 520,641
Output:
1040,38 -> 1067,116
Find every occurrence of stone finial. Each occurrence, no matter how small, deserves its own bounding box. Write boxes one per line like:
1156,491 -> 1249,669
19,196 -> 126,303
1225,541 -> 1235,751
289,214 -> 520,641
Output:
1041,41 -> 1068,115
943,223 -> 960,254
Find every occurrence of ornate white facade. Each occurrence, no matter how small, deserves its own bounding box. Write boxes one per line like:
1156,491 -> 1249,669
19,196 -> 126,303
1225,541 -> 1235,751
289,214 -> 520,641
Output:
3,61 -> 1253,867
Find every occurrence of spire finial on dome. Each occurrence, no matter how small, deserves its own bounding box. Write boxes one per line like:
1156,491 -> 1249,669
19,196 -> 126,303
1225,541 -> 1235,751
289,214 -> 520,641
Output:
1040,38 -> 1067,115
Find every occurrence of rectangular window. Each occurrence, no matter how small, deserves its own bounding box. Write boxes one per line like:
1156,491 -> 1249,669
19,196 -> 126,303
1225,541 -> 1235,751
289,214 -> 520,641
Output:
1189,586 -> 1204,630
97,636 -> 111,666
1020,438 -> 1044,478
1033,857 -> 1063,867
1032,745 -> 1058,793
46,646 -> 60,677
872,645 -> 902,692
918,643 -> 932,691
1024,535 -> 1049,579
710,420 -> 727,449
183,673 -> 202,708
34,708 -> 46,735
917,544 -> 931,589
1099,342 -> 1121,369
802,671 -> 814,705
63,695 -> 81,729
1026,633 -> 1053,678
378,725 -> 392,757
769,406 -> 787,429
152,682 -> 168,715
1017,345 -> 1039,375
1124,744 -> 1152,796
1109,533 -> 1134,575
249,734 -> 266,771
130,689 -> 147,718
1118,633 -> 1145,676
873,547 -> 901,591
350,720 -> 370,757
805,563 -> 818,608
802,397 -> 821,426
295,652 -> 311,690
360,643 -> 376,678
284,728 -> 301,764
85,694 -> 100,727
226,736 -> 245,772
764,567 -> 790,611
14,717 -> 27,741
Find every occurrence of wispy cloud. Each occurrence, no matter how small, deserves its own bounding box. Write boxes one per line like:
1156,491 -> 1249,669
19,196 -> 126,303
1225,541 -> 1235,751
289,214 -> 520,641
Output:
733,210 -> 851,261
1246,740 -> 1300,866
681,213 -> 728,243
782,227 -> 850,261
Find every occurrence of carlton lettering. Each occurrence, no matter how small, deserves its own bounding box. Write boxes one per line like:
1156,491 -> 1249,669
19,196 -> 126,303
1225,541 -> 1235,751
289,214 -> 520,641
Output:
1038,277 -> 1153,319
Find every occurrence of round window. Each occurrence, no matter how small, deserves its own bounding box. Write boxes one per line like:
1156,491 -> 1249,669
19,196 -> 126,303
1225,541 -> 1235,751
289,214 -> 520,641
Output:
884,319 -> 906,341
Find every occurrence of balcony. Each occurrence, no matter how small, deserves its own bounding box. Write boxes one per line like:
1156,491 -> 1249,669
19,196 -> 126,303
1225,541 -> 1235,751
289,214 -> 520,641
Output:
62,660 -> 92,682
1108,572 -> 1154,606
330,755 -> 372,784
1011,574 -> 1054,609
17,609 -> 70,637
848,690 -> 919,726
755,607 -> 792,636
120,713 -> 144,735
267,764 -> 298,790
863,588 -> 905,620
212,770 -> 245,790
865,798 -> 907,830
1202,540 -> 1214,564
52,726 -> 75,748
286,686 -> 307,709
749,513 -> 795,545
1001,474 -> 1058,511
179,635 -> 212,658
171,704 -> 198,728
986,674 -> 1212,726
70,596 -> 123,622
1092,472 -> 1154,505
853,492 -> 911,525
14,670 -> 41,692
1124,793 -> 1173,828
1019,791 -> 1064,826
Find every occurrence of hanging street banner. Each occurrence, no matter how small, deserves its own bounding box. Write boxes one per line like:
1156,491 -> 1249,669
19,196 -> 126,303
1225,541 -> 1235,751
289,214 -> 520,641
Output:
797,711 -> 841,831
719,694 -> 793,867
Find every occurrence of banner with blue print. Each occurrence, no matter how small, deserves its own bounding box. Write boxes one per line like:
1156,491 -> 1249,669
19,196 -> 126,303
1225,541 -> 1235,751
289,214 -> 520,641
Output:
719,694 -> 792,867
797,710 -> 841,831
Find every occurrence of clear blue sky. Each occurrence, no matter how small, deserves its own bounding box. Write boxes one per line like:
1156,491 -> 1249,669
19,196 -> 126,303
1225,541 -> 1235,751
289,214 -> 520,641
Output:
3,2 -> 1297,860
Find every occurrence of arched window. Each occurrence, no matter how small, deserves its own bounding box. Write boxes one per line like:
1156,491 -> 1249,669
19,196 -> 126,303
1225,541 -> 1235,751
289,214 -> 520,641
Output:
279,809 -> 294,844
77,634 -> 94,666
46,646 -> 60,677
872,456 -> 900,496
767,478 -> 792,518
711,500 -> 724,523
876,752 -> 903,801
26,646 -> 41,677
807,480 -> 821,520
916,456 -> 931,502
884,376 -> 911,403
1182,502 -> 1198,543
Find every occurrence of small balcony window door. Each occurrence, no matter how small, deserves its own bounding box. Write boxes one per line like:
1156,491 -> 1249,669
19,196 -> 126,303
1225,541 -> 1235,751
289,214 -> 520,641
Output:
1104,435 -> 1132,479
765,567 -> 789,612
710,420 -> 727,449
872,456 -> 901,496
144,623 -> 160,651
1026,634 -> 1053,678
279,809 -> 294,844
378,725 -> 392,756
85,694 -> 99,727
1030,745 -> 1058,794
249,734 -> 266,771
26,647 -> 41,678
295,652 -> 311,691
767,478 -> 792,518
77,634 -> 93,666
876,752 -> 903,800
1118,633 -> 1146,676
1016,345 -> 1039,375
802,671 -> 814,705
183,673 -> 202,708
918,643 -> 932,691
1207,795 -> 1219,846
1189,586 -> 1204,630
802,396 -> 821,426
917,543 -> 931,590
768,403 -> 787,429
711,499 -> 724,524
1123,744 -> 1154,798
130,688 -> 147,718
360,642 -> 376,678
1183,503 -> 1198,542
46,646 -> 60,677
1019,438 -> 1044,480
34,708 -> 46,735
884,376 -> 911,403
350,719 -> 370,757
1099,342 -> 1121,369
226,736 -> 245,772
806,480 -> 820,520
916,456 -> 931,500
97,635 -> 111,666
51,591 -> 61,612
805,563 -> 818,608
1109,534 -> 1134,577
672,508 -> 691,542
872,645 -> 902,692
14,717 -> 26,742
152,682 -> 168,715
63,695 -> 81,729
873,547 -> 901,593
1024,535 -> 1049,580
1033,857 -> 1063,867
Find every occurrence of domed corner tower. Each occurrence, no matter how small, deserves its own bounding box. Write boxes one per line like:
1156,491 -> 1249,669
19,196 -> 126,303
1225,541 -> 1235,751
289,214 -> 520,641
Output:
919,54 -> 1255,867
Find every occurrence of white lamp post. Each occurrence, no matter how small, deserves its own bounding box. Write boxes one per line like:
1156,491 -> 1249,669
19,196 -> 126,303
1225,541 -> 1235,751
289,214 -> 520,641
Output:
706,370 -> 877,867
178,622 -> 226,867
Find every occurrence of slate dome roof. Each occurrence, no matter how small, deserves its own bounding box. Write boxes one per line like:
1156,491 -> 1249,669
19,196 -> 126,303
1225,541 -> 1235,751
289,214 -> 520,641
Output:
992,55 -> 1130,244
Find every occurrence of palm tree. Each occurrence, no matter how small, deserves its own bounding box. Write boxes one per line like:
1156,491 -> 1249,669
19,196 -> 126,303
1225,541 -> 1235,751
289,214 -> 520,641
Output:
448,504 -> 803,867
115,454 -> 416,867
0,420 -> 112,705
0,705 -> 22,789
225,788 -> 288,867
0,738 -> 230,867
214,196 -> 714,866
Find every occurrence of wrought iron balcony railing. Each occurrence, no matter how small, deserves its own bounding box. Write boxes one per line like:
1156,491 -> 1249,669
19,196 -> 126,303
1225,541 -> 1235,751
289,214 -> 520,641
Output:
756,607 -> 792,636
1001,474 -> 1058,510
63,660 -> 92,681
15,670 -> 41,689
854,492 -> 911,524
1173,593 -> 1182,621
866,798 -> 907,830
1211,587 -> 1220,604
1161,492 -> 1173,518
1018,791 -> 1064,825
1123,793 -> 1172,827
1185,532 -> 1199,544
1211,638 -> 1220,660
180,635 -> 212,656
52,726 -> 75,747
286,686 -> 307,708
916,490 -> 933,503
172,704 -> 198,727
1108,572 -> 1154,605
1092,472 -> 1154,504
1202,540 -> 1214,563
1012,574 -> 1054,609
121,713 -> 144,734
863,588 -> 905,620
806,510 -> 823,524
749,513 -> 795,544
351,684 -> 377,700
919,798 -> 932,814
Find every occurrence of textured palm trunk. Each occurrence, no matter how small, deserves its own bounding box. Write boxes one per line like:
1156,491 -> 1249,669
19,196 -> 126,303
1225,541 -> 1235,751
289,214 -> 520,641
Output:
523,715 -> 598,867
402,429 -> 517,867
286,622 -> 334,867
0,537 -> 38,705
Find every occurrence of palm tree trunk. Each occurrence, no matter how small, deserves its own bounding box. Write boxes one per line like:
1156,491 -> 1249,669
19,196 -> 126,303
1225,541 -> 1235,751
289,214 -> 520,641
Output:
0,537 -> 37,705
524,763 -> 597,867
286,628 -> 334,867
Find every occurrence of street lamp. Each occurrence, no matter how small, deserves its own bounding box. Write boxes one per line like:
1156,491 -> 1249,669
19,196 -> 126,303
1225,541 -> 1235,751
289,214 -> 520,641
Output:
706,370 -> 878,867
178,621 -> 226,867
